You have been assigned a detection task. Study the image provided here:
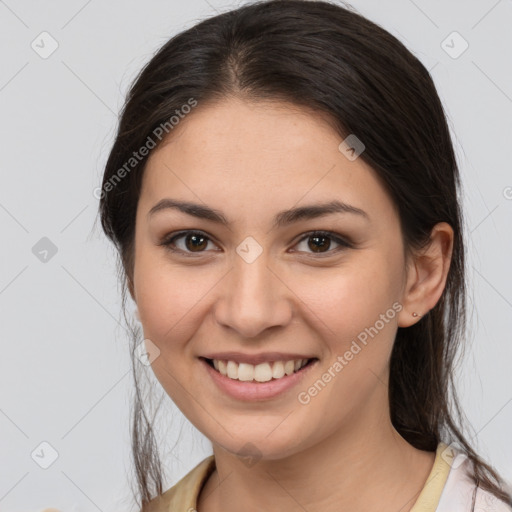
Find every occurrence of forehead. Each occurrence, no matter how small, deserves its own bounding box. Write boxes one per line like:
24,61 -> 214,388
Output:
139,98 -> 397,228
150,98 -> 342,166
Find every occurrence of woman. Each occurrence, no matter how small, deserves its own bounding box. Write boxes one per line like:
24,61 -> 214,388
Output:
97,1 -> 512,510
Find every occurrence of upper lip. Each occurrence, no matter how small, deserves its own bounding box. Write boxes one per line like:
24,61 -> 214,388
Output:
201,352 -> 317,365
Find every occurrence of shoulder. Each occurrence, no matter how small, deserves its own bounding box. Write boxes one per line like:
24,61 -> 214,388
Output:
144,455 -> 216,512
474,487 -> 512,512
436,448 -> 512,512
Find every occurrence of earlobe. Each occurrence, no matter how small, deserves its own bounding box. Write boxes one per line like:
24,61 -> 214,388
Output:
127,276 -> 140,322
127,275 -> 136,303
397,222 -> 454,328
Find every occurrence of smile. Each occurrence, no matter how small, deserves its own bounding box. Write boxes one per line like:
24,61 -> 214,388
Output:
204,357 -> 316,382
199,356 -> 320,401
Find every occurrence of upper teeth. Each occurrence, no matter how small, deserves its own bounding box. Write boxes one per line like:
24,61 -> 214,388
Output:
212,359 -> 309,382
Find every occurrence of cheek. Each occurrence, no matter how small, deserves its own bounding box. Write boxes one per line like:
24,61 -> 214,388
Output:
291,254 -> 401,394
295,253 -> 398,332
137,277 -> 195,346
133,249 -> 219,349
293,268 -> 400,422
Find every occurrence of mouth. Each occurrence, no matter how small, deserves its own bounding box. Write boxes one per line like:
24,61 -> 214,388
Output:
200,356 -> 319,383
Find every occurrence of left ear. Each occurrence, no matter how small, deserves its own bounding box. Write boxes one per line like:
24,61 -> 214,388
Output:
397,222 -> 454,328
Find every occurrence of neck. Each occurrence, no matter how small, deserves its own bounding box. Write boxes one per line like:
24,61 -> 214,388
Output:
197,401 -> 436,512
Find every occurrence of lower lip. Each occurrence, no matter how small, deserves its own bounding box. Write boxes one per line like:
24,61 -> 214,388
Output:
199,357 -> 318,401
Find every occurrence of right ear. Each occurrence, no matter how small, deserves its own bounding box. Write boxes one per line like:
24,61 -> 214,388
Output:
127,275 -> 136,302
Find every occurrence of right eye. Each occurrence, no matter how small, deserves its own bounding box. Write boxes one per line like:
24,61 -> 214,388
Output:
159,230 -> 219,256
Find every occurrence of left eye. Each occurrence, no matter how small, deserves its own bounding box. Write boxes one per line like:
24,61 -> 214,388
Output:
160,230 -> 351,256
293,231 -> 351,255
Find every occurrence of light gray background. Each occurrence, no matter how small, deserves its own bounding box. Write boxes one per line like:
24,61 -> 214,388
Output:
1,0 -> 511,510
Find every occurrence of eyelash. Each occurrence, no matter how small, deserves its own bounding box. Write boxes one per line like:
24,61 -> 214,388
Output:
159,230 -> 352,258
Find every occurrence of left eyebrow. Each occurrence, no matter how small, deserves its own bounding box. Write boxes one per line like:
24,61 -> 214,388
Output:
147,198 -> 370,228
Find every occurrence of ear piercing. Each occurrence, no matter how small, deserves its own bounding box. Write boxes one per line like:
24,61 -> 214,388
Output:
412,312 -> 421,317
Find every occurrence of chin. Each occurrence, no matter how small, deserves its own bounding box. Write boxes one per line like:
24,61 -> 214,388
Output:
211,430 -> 309,464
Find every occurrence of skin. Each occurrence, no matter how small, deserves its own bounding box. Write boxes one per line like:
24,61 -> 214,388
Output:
129,97 -> 454,512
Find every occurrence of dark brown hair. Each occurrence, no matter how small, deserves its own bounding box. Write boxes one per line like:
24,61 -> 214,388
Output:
97,0 -> 512,509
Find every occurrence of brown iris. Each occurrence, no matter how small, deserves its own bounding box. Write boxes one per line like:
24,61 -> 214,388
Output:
308,234 -> 331,253
184,233 -> 208,252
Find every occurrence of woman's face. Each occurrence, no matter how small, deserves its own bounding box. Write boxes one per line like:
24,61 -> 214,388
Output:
131,97 -> 414,460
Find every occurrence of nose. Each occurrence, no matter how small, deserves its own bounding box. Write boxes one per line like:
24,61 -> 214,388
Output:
213,250 -> 293,339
